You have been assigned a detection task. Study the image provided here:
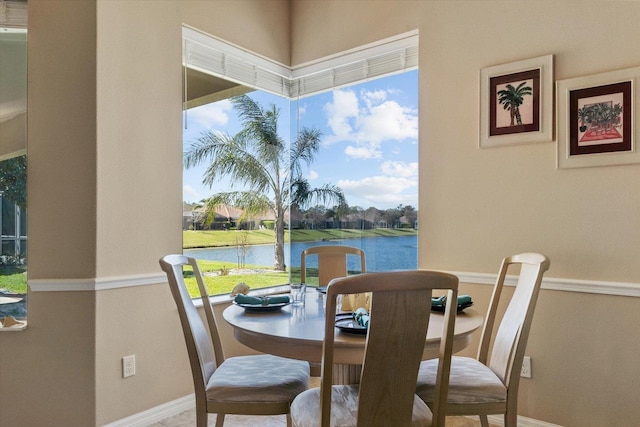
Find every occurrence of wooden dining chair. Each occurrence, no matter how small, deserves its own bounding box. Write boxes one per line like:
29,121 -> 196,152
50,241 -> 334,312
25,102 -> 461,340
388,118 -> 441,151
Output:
290,270 -> 459,427
301,245 -> 368,378
415,253 -> 550,427
300,245 -> 366,286
300,245 -> 368,311
159,254 -> 310,427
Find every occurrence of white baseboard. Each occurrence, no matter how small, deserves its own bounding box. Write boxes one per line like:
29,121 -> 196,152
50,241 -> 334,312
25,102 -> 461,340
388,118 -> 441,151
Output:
103,394 -> 194,427
482,414 -> 564,427
103,395 -> 565,427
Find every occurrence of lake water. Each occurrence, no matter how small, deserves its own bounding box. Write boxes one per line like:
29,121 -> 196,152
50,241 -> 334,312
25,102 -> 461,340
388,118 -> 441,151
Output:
184,235 -> 418,271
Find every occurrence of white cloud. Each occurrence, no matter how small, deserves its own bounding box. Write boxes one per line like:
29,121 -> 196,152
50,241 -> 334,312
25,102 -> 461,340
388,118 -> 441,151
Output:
356,100 -> 418,144
183,185 -> 202,203
307,170 -> 319,180
186,99 -> 233,128
362,89 -> 387,107
324,88 -> 418,160
380,161 -> 418,178
324,90 -> 359,144
344,145 -> 381,159
337,175 -> 417,208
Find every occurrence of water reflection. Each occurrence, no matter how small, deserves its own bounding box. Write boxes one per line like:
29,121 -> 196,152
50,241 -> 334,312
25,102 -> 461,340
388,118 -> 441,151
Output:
184,235 -> 417,272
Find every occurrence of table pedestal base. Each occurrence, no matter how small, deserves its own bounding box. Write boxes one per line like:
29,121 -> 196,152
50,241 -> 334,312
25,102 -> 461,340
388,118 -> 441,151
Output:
333,363 -> 362,384
310,362 -> 362,384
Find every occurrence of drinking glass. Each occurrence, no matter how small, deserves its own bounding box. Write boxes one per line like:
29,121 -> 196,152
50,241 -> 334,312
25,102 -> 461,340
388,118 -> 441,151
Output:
290,283 -> 306,306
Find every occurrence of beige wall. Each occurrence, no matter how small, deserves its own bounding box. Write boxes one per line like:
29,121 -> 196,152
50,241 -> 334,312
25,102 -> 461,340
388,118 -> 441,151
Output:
292,1 -> 640,426
0,2 -> 99,426
2,0 -> 640,426
292,0 -> 640,279
0,1 -> 290,426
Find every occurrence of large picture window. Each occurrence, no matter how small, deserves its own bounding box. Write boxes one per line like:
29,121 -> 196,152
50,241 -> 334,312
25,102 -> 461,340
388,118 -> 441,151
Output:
0,19 -> 27,326
181,28 -> 418,296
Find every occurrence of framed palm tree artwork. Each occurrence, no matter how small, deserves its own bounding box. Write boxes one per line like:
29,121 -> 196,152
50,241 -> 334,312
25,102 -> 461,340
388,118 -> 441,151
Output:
557,66 -> 640,169
480,55 -> 554,148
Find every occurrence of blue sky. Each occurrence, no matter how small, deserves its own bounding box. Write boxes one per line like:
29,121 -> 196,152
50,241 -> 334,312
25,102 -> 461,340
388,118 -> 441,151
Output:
183,70 -> 418,210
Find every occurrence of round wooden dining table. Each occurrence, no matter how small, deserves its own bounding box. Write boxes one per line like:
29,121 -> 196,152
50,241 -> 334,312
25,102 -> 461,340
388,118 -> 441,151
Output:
222,290 -> 484,366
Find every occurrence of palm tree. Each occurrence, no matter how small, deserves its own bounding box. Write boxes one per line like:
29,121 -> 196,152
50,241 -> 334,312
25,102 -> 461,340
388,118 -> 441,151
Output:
497,81 -> 532,126
184,95 -> 345,271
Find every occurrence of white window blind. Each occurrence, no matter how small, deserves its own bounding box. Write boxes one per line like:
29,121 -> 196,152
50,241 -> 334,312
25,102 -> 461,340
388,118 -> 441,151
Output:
182,26 -> 418,100
290,33 -> 418,98
183,26 -> 292,99
0,0 -> 27,29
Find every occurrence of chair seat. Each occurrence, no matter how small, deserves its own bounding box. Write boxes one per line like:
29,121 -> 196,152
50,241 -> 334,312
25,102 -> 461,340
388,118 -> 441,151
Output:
207,354 -> 310,404
416,356 -> 507,405
291,385 -> 433,427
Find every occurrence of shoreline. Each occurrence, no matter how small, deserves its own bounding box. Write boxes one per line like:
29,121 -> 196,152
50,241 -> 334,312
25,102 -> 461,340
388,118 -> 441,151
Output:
183,228 -> 417,250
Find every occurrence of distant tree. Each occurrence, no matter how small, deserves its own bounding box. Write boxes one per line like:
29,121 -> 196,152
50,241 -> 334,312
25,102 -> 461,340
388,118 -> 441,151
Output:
382,205 -> 403,228
324,207 -> 336,220
402,205 -> 417,227
365,207 -> 382,226
302,205 -> 326,229
350,206 -> 365,216
184,95 -> 345,270
328,202 -> 349,227
0,156 -> 27,209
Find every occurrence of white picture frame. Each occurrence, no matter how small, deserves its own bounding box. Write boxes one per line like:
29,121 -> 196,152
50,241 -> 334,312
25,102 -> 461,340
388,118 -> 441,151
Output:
557,66 -> 640,169
480,55 -> 554,148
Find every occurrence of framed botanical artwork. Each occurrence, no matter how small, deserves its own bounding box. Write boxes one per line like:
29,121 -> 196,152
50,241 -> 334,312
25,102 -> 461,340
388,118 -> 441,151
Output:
480,55 -> 554,148
557,66 -> 640,169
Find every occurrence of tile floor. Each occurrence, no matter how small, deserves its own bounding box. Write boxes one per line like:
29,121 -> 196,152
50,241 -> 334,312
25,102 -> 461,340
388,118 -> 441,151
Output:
151,377 -> 498,427
149,410 -> 493,427
151,409 -> 493,427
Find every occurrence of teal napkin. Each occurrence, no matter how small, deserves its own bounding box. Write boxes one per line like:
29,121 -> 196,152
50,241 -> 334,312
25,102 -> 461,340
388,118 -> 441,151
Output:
457,295 -> 472,305
234,294 -> 290,305
353,307 -> 370,328
431,295 -> 472,307
431,295 -> 446,308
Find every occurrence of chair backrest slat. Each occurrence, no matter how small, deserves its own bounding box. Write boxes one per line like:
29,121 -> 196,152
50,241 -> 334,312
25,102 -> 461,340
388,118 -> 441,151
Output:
480,253 -> 550,389
322,270 -> 458,427
359,288 -> 432,426
190,257 -> 226,366
301,245 -> 366,285
159,255 -> 219,398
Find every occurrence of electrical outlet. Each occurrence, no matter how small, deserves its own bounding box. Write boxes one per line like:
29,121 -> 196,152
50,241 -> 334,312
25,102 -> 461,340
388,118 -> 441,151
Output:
122,355 -> 136,378
521,356 -> 532,378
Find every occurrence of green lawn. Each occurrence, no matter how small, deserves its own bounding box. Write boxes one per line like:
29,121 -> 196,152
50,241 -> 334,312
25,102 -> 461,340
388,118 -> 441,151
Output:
183,260 -> 290,296
183,229 -> 279,248
0,266 -> 27,294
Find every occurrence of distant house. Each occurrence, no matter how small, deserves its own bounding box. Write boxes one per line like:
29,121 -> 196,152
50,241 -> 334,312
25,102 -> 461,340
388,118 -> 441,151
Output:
183,204 -> 243,230
183,204 -> 291,231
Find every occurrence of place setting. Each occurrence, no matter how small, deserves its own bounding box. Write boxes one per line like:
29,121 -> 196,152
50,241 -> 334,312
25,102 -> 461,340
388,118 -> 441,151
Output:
334,294 -> 475,335
231,282 -> 308,312
430,294 -> 474,313
335,306 -> 369,335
